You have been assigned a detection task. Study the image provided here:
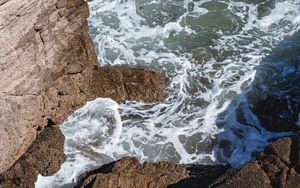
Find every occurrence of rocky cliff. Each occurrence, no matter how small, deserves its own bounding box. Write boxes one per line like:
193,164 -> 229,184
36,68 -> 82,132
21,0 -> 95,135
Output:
0,0 -> 97,172
0,0 -> 166,187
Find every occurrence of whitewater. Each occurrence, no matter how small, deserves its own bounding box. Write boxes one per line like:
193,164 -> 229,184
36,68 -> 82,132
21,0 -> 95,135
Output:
36,0 -> 300,187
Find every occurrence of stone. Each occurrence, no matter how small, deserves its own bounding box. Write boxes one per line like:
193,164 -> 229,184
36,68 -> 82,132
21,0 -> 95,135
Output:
0,0 -> 97,172
167,164 -> 229,188
91,66 -> 166,103
76,157 -> 188,188
0,126 -> 66,188
209,162 -> 271,188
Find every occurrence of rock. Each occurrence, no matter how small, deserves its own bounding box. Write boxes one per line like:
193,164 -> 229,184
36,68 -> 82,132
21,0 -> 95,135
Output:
0,0 -> 97,172
0,0 -> 166,186
210,162 -> 271,188
91,66 -> 166,103
295,134 -> 300,173
76,157 -> 188,188
167,164 -> 229,188
249,93 -> 300,133
210,133 -> 300,188
0,126 -> 66,188
0,64 -> 166,188
261,137 -> 292,165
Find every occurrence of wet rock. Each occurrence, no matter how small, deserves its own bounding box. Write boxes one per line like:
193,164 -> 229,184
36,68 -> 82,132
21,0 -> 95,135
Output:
0,126 -> 66,188
295,133 -> 300,173
249,94 -> 300,132
76,157 -> 188,188
91,66 -> 166,103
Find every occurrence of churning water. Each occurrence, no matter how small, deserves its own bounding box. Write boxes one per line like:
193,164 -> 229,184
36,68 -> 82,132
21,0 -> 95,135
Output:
36,0 -> 300,187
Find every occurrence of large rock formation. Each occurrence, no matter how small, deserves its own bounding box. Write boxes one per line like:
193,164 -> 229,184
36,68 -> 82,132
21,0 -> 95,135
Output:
0,0 -> 97,172
0,0 -> 166,187
0,67 -> 166,187
0,65 -> 166,187
1,0 -> 299,188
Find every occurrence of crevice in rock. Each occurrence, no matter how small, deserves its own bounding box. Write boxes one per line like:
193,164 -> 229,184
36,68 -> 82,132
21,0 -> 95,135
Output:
34,29 -> 45,45
3,92 -> 38,97
0,0 -> 9,6
57,91 -> 64,96
46,119 -> 56,128
293,133 -> 300,173
75,161 -> 116,188
123,82 -> 130,100
257,162 -> 272,186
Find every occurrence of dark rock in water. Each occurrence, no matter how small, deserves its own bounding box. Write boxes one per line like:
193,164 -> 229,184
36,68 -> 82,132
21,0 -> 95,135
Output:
0,126 -> 66,188
210,132 -> 300,188
250,94 -> 300,132
76,157 -> 188,188
91,66 -> 166,103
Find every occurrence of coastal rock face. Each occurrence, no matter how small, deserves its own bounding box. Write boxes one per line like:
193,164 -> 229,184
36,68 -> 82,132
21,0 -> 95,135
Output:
0,0 -> 97,172
0,126 -> 66,188
0,64 -> 166,187
91,66 -> 166,103
209,133 -> 300,188
0,0 -> 166,187
76,157 -> 189,188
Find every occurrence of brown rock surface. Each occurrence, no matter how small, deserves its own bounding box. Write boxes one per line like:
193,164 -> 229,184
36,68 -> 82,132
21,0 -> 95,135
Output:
167,164 -> 229,188
0,0 -> 97,172
91,66 -> 166,103
76,157 -> 189,188
0,126 -> 66,188
0,64 -> 166,187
